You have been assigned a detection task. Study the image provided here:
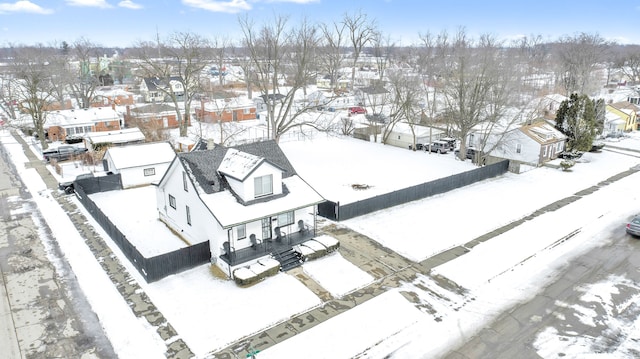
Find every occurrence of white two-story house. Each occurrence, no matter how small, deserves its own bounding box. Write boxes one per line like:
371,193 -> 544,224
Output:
155,140 -> 325,278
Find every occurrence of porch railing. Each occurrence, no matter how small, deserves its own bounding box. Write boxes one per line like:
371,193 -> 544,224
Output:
220,224 -> 315,266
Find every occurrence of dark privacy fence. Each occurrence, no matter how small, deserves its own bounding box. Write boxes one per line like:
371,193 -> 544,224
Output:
74,179 -> 211,282
318,160 -> 509,221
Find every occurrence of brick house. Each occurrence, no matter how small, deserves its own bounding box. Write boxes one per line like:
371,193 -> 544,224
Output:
195,97 -> 257,123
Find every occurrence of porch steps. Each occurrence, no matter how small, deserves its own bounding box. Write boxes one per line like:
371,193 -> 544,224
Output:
274,248 -> 304,272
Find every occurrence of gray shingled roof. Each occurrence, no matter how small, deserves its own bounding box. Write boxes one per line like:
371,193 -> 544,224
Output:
178,140 -> 297,194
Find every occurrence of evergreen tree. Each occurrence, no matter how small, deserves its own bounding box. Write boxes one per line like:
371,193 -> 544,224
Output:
554,93 -> 597,151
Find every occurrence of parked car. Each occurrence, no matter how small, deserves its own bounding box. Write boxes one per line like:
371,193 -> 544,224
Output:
426,141 -> 450,154
43,145 -> 88,162
440,137 -> 457,150
65,135 -> 83,144
348,106 -> 367,115
626,215 -> 640,237
454,147 -> 480,159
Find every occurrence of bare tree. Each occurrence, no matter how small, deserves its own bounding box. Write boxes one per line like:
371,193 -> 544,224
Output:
239,15 -> 322,143
65,37 -> 103,108
211,36 -> 230,87
371,31 -> 395,83
554,32 -> 612,95
437,29 -> 525,162
614,44 -> 640,84
133,31 -> 211,137
0,75 -> 19,123
11,45 -> 58,149
318,21 -> 347,91
342,10 -> 377,88
381,70 -> 423,147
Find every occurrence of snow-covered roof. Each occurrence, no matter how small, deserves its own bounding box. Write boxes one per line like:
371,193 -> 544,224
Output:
179,140 -> 297,195
94,86 -> 134,97
217,148 -> 264,181
105,141 -> 175,169
84,127 -> 145,144
200,97 -> 255,111
45,107 -> 120,127
388,123 -> 446,138
520,121 -> 566,144
201,174 -> 325,228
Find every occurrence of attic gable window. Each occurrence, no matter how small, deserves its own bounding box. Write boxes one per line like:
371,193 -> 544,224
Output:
183,172 -> 188,192
254,174 -> 273,198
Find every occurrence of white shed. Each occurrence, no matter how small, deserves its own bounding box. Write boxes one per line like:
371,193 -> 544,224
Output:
103,142 -> 176,188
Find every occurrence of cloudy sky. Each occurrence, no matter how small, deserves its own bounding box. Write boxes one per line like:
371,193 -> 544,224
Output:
1,0 -> 639,48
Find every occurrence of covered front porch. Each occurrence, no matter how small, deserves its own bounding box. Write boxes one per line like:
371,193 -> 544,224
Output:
219,225 -> 316,266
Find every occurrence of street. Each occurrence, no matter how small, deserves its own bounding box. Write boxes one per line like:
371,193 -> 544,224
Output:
444,223 -> 640,358
0,134 -> 116,358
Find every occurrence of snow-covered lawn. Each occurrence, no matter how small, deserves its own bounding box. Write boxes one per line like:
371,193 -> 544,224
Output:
89,186 -> 189,256
280,135 -> 476,204
8,128 -> 640,359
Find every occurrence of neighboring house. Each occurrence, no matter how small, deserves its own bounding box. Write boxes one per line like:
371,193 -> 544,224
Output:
102,142 -> 175,188
33,107 -> 122,142
316,74 -> 349,90
606,101 -> 638,132
355,85 -> 389,107
195,97 -> 257,123
155,140 -> 325,278
124,103 -> 183,130
529,93 -> 568,120
254,93 -> 286,112
91,86 -> 135,108
140,76 -> 184,103
483,120 -> 567,167
384,123 -> 446,149
604,112 -> 626,136
83,127 -> 146,150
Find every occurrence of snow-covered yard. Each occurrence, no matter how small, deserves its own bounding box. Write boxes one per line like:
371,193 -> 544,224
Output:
7,128 -> 640,359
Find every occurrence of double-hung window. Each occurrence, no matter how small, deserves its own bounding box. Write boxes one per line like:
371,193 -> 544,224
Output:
277,211 -> 294,227
254,174 -> 273,197
237,224 -> 246,239
169,194 -> 176,209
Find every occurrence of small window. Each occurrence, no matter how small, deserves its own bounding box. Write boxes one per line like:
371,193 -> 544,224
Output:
183,172 -> 188,192
237,224 -> 246,239
254,174 -> 273,197
543,146 -> 548,157
143,167 -> 156,176
186,205 -> 191,225
169,194 -> 176,209
277,211 -> 294,226
516,144 -> 522,154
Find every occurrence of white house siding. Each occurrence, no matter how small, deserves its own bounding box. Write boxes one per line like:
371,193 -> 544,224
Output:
118,163 -> 170,188
156,162 -> 215,250
487,131 -> 541,165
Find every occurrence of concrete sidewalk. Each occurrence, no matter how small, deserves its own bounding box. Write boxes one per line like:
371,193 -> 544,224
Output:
7,131 -> 195,359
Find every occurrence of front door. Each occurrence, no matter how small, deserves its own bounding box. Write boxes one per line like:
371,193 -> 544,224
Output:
262,218 -> 272,241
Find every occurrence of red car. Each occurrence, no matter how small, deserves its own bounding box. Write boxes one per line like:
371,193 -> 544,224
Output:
348,106 -> 367,115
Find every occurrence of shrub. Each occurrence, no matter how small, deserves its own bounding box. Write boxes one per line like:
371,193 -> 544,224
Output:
560,160 -> 575,171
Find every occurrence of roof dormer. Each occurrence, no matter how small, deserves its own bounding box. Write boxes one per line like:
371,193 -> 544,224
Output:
217,148 -> 284,202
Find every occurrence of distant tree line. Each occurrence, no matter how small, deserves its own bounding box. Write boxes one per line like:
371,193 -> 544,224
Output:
0,11 -> 638,152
